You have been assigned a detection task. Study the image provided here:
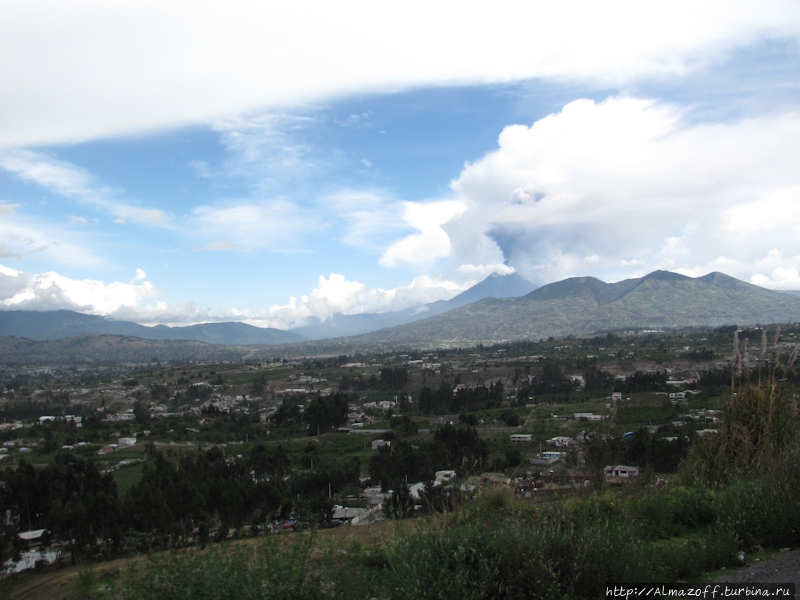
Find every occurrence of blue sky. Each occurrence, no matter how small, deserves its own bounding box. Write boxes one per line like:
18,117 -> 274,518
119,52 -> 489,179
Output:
2,1 -> 800,329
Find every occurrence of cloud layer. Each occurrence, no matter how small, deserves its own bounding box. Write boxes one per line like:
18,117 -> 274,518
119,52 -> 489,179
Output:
0,150 -> 170,226
0,265 -> 470,329
0,264 -> 158,313
439,96 -> 800,288
2,1 -> 799,147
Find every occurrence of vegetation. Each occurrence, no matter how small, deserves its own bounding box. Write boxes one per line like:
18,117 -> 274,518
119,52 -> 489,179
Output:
3,325 -> 800,598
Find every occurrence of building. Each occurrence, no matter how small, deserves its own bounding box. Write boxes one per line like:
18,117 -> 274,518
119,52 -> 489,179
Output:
435,470 -> 457,482
604,465 -> 640,478
546,436 -> 575,447
510,434 -> 532,443
3,530 -> 60,574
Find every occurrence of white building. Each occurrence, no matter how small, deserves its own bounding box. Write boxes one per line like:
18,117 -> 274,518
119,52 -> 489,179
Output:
604,465 -> 639,478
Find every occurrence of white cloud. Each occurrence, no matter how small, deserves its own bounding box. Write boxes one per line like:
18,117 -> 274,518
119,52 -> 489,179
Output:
0,216 -> 107,268
249,272 -> 468,329
323,189 -> 408,253
456,263 -> 516,278
751,267 -> 800,289
620,259 -> 646,267
380,200 -> 468,267
109,300 -> 230,327
724,187 -> 800,234
0,244 -> 24,260
68,215 -> 89,226
335,112 -> 374,127
0,265 -> 159,313
0,150 -> 171,226
188,159 -> 218,179
0,265 -> 243,328
207,114 -> 320,184
189,199 -> 320,252
2,1 -> 799,147
386,274 -> 467,309
0,203 -> 18,215
193,241 -> 245,252
258,274 -> 382,329
440,96 -> 800,287
0,264 -> 469,329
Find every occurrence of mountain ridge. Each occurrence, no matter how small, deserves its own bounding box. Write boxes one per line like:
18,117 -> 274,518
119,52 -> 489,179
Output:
2,271 -> 799,359
0,310 -> 304,345
287,270 -> 800,352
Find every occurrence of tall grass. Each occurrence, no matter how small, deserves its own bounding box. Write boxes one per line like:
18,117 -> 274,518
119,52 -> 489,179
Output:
716,447 -> 800,549
681,331 -> 799,487
119,487 -> 741,600
122,535 -> 364,600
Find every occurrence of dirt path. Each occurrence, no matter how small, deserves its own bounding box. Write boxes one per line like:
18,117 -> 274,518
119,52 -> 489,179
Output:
7,557 -> 138,600
713,549 -> 800,586
5,520 -> 406,600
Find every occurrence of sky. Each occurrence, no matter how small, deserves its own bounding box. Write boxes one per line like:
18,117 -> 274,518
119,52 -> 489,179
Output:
2,0 -> 800,330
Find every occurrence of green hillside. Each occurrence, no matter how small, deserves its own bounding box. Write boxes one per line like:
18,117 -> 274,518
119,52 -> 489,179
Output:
305,271 -> 800,350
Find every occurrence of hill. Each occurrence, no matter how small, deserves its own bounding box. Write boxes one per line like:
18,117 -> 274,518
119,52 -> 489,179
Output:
0,310 -> 304,345
0,334 -> 250,364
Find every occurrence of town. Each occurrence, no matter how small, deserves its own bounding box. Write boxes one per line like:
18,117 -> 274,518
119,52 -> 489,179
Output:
2,323 -> 798,580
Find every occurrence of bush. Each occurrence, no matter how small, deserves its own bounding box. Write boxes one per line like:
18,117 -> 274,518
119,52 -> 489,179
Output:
716,449 -> 800,549
123,536 -> 363,600
629,486 -> 716,540
680,348 -> 799,488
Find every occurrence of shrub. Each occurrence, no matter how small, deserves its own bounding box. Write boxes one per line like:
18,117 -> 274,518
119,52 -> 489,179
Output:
716,448 -> 800,549
680,370 -> 798,487
123,536 -> 363,600
629,486 -> 716,540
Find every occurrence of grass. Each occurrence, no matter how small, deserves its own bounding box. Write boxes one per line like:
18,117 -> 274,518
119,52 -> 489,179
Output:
7,463 -> 797,600
113,462 -> 144,496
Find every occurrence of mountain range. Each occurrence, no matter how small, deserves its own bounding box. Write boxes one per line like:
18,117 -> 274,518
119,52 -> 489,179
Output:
290,272 -> 536,339
0,310 -> 304,345
261,270 -> 800,354
1,271 -> 800,360
330,270 -> 800,349
0,272 -> 534,344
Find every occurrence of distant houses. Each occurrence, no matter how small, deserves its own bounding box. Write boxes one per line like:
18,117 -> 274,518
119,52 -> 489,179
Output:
3,529 -> 60,574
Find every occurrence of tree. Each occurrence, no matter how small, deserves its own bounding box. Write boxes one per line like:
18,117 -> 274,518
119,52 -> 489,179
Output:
386,480 -> 414,519
390,415 -> 419,437
418,387 -> 433,415
433,424 -> 488,474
